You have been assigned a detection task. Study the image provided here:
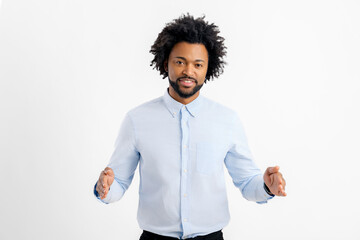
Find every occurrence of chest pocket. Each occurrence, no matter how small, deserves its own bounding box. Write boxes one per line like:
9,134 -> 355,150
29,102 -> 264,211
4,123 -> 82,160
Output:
196,142 -> 223,175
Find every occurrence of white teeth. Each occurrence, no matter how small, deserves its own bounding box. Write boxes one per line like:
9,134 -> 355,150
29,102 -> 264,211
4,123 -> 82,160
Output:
184,80 -> 192,83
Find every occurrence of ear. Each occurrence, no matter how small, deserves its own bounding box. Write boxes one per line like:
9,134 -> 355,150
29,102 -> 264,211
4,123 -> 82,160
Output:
164,60 -> 168,72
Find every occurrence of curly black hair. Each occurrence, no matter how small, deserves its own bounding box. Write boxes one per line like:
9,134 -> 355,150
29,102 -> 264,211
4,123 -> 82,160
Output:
150,14 -> 227,83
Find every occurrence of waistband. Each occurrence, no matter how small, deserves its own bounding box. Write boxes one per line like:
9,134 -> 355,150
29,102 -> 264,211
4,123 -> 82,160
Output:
141,230 -> 223,240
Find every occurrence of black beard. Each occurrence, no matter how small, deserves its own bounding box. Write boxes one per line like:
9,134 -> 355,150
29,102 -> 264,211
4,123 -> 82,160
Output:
168,77 -> 204,99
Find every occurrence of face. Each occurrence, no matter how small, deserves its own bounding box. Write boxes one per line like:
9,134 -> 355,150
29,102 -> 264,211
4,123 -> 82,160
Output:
166,41 -> 209,99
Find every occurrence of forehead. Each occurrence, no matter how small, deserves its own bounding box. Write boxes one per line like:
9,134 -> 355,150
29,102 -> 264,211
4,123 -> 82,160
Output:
169,42 -> 208,61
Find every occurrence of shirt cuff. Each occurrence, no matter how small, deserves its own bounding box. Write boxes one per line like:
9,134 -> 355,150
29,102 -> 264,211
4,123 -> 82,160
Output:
264,183 -> 275,197
256,182 -> 274,204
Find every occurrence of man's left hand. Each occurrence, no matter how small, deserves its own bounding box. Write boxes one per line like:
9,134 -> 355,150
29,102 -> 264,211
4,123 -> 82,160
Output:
264,166 -> 287,196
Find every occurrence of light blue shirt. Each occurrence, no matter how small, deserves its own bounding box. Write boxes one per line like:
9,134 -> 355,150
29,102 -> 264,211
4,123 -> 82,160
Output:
94,89 -> 273,239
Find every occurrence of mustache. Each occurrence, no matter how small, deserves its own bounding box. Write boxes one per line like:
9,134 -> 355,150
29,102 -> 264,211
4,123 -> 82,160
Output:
177,76 -> 197,83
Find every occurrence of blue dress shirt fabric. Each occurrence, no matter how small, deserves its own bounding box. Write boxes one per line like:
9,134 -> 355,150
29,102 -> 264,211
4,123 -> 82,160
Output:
94,89 -> 273,239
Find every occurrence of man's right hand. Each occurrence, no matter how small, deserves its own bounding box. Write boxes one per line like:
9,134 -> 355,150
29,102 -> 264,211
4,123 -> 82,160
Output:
96,167 -> 114,199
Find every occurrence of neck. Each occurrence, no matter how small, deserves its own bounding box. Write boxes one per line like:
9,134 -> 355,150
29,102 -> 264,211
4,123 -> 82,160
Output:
168,86 -> 200,105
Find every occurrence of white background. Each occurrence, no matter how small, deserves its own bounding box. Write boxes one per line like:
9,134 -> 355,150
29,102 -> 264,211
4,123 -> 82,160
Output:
1,0 -> 359,239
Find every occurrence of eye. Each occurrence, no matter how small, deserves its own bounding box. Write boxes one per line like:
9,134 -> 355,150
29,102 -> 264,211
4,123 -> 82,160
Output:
195,63 -> 203,68
175,61 -> 184,65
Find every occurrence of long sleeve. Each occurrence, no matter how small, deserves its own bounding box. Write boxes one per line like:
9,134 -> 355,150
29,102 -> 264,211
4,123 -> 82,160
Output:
94,113 -> 140,204
94,91 -> 275,238
224,114 -> 273,204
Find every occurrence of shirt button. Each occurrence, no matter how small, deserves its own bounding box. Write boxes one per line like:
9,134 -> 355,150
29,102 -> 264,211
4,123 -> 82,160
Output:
184,144 -> 187,148
184,169 -> 187,173
184,218 -> 188,222
184,194 -> 187,197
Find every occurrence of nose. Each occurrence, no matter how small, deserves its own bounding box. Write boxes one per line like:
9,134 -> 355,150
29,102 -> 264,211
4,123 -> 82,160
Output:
182,64 -> 195,77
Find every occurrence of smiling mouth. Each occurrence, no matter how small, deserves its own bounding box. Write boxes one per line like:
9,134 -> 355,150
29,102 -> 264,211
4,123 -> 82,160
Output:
179,77 -> 196,82
180,79 -> 194,82
179,78 -> 196,87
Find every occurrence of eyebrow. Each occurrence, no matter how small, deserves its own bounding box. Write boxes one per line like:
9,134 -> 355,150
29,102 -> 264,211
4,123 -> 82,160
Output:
175,56 -> 205,62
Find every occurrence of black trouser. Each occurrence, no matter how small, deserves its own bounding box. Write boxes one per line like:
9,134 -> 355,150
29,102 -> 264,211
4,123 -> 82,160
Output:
139,230 -> 224,240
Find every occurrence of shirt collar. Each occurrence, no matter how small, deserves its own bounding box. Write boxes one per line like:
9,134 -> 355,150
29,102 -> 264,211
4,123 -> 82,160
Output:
163,88 -> 203,118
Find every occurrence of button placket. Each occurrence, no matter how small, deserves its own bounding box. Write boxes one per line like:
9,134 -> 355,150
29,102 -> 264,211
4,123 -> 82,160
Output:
180,106 -> 190,234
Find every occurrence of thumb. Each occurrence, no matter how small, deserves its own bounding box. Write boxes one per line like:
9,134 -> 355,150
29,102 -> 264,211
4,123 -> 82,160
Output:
266,166 -> 280,175
104,167 -> 114,176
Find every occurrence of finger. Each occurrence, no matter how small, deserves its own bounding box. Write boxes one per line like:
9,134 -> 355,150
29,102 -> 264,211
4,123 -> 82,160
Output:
98,173 -> 106,188
102,192 -> 109,199
101,186 -> 110,199
268,175 -> 283,196
100,192 -> 105,199
99,186 -> 108,199
275,174 -> 284,188
276,173 -> 283,185
278,175 -> 286,189
98,177 -> 110,195
101,191 -> 107,199
278,184 -> 287,196
279,189 -> 287,196
101,174 -> 112,190
281,179 -> 287,196
96,182 -> 105,198
99,177 -> 106,189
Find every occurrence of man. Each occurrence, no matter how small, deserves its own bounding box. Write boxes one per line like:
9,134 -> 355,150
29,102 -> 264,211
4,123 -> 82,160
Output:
94,14 -> 286,240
